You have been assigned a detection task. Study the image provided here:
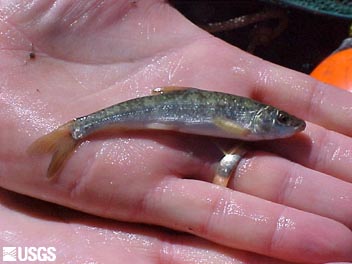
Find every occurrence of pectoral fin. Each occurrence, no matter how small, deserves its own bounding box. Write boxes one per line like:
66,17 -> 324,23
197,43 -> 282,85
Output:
145,123 -> 177,130
213,117 -> 251,137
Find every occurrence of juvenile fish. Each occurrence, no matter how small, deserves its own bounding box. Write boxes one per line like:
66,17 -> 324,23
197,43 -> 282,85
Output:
28,87 -> 306,178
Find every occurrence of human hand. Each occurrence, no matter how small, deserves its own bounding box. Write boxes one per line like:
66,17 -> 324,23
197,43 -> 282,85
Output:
1,1 -> 351,263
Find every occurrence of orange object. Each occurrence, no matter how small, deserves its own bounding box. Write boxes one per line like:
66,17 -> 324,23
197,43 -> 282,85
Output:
311,48 -> 352,91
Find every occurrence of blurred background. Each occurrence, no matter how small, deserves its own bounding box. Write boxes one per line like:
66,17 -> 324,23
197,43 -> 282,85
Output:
170,0 -> 351,74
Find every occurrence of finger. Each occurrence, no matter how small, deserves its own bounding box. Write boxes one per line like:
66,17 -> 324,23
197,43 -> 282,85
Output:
142,178 -> 352,263
182,41 -> 352,136
10,131 -> 352,263
0,188 -> 292,264
237,51 -> 352,136
259,122 -> 352,183
226,151 -> 352,228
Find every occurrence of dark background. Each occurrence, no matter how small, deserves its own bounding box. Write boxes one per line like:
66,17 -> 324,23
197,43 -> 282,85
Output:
170,0 -> 351,74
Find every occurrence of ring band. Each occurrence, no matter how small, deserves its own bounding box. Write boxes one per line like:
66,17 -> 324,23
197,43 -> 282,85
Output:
213,146 -> 247,187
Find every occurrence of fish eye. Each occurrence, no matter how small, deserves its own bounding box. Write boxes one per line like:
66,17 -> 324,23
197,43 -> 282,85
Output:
277,111 -> 290,124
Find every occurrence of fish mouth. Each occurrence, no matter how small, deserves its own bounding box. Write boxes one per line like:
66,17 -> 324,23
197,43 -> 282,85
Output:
296,120 -> 306,132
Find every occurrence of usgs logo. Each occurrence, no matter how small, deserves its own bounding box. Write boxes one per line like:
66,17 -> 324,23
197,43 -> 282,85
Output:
2,246 -> 56,262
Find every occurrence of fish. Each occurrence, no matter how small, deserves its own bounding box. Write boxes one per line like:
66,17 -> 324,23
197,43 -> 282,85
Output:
27,87 -> 306,179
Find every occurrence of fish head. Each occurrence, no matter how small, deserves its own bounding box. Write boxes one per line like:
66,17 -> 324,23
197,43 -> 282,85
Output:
252,107 -> 306,140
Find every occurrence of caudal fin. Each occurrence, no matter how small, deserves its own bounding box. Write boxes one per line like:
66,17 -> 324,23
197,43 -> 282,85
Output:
27,121 -> 77,179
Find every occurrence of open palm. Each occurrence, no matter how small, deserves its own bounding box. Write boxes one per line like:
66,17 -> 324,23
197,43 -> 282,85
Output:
1,1 -> 352,263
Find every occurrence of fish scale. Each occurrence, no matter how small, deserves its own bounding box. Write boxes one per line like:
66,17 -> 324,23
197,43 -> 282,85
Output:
71,88 -> 304,141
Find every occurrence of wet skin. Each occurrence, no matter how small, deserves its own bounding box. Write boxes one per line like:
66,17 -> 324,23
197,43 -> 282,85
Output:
1,1 -> 352,263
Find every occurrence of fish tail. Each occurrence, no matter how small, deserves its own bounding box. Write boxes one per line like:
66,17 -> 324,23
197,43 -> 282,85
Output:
27,120 -> 77,179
